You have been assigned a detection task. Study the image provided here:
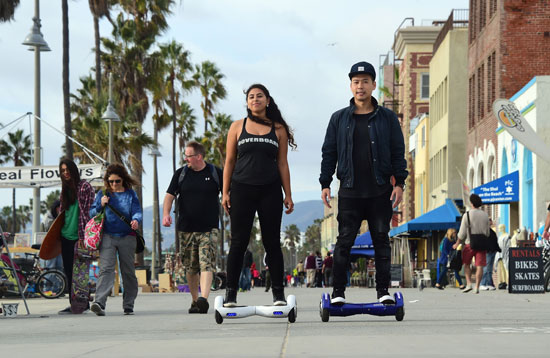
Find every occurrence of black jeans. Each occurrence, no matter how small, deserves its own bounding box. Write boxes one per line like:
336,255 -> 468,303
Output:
61,236 -> 77,299
227,181 -> 284,290
333,192 -> 393,292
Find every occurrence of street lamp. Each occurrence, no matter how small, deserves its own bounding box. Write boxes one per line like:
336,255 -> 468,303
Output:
22,0 -> 50,243
101,73 -> 120,164
148,147 -> 162,281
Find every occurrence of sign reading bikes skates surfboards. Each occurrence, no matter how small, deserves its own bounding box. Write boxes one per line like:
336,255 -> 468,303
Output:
508,248 -> 544,294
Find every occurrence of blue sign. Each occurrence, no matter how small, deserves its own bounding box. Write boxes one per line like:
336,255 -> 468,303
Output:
472,171 -> 519,204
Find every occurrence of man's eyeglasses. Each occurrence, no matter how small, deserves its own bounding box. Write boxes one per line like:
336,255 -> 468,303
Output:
108,179 -> 122,184
184,153 -> 199,159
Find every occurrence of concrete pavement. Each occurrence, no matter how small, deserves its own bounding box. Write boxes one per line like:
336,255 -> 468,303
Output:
1,286 -> 550,357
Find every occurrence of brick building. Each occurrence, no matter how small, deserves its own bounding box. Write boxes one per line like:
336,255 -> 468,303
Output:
466,0 -> 550,216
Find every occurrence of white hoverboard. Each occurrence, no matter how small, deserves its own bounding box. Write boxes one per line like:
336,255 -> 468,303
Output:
214,295 -> 297,324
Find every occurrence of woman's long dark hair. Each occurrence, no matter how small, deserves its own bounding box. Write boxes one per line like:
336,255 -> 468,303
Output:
103,163 -> 138,193
245,84 -> 297,149
59,158 -> 81,209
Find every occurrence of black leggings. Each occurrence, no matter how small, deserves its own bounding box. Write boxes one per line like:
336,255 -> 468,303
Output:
227,181 -> 284,290
61,236 -> 77,298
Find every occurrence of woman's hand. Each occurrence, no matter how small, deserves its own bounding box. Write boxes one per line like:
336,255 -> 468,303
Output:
130,220 -> 139,230
284,195 -> 294,214
101,195 -> 110,207
222,193 -> 231,215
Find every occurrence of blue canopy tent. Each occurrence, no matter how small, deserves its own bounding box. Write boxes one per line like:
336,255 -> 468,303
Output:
350,231 -> 374,257
389,199 -> 462,237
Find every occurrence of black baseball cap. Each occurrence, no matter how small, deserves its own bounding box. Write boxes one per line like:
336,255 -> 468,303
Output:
348,61 -> 376,80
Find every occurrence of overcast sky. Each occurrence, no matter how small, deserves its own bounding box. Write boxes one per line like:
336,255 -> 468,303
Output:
0,0 -> 468,210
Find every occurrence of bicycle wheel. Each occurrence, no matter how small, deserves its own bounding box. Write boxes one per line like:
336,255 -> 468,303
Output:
211,274 -> 223,291
37,270 -> 66,299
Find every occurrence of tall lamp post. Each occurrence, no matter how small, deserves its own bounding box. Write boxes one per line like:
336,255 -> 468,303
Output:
102,73 -> 120,163
148,147 -> 162,280
22,0 -> 50,243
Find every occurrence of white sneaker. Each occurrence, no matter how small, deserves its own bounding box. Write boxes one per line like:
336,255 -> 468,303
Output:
479,285 -> 490,291
462,286 -> 472,293
487,286 -> 496,291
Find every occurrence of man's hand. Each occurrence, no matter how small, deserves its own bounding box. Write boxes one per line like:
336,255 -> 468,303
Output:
390,186 -> 403,209
162,215 -> 172,227
321,188 -> 332,208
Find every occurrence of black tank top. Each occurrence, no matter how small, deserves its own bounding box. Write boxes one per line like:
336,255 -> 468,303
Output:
232,117 -> 280,185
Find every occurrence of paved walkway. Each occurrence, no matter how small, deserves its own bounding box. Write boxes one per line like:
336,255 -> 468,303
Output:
1,286 -> 550,357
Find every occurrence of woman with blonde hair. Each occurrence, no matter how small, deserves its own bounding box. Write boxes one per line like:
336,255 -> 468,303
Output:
435,228 -> 465,289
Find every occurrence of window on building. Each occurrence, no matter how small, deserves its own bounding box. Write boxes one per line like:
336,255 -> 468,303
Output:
470,0 -> 477,43
480,0 -> 487,31
421,73 -> 430,99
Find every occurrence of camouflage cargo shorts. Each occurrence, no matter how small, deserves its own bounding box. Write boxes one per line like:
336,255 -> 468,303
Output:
179,229 -> 218,275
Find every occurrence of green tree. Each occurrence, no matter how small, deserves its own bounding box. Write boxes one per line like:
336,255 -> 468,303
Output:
88,0 -> 114,96
202,113 -> 232,167
0,130 -> 32,235
62,0 -> 73,159
176,101 -> 196,166
0,0 -> 20,22
158,40 -> 194,172
193,61 -> 227,132
301,219 -> 322,258
284,224 -> 301,270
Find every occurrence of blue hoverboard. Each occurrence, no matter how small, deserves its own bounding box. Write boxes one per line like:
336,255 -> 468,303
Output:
319,292 -> 405,322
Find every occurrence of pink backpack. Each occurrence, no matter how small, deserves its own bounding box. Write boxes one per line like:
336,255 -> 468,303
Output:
84,209 -> 105,250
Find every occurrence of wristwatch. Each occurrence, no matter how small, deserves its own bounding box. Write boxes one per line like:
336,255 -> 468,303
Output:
396,183 -> 405,191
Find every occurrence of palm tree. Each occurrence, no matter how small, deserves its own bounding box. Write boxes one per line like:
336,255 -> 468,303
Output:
284,224 -> 301,269
176,101 -> 196,166
0,130 -> 32,235
193,61 -> 227,132
159,40 -> 194,173
62,0 -> 73,159
0,0 -> 20,22
88,0 -> 112,96
202,113 -> 232,167
100,0 -> 173,207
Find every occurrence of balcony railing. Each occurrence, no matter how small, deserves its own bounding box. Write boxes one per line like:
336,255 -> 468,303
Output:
433,9 -> 469,54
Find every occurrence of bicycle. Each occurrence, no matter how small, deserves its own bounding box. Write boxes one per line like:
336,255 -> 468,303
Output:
0,243 -> 67,299
210,271 -> 226,291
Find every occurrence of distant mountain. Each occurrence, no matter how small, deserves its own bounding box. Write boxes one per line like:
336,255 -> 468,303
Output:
281,200 -> 324,232
142,200 -> 324,249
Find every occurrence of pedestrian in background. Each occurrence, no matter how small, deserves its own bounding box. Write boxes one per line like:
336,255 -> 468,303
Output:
239,248 -> 253,291
322,252 -> 333,287
90,163 -> 142,316
57,158 -> 95,314
162,141 -> 223,314
480,219 -> 501,290
454,194 -> 490,294
315,251 -> 323,287
435,228 -> 464,289
305,252 -> 316,287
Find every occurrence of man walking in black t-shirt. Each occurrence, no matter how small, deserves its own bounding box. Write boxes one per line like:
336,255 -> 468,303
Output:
163,141 -> 223,314
320,61 -> 408,305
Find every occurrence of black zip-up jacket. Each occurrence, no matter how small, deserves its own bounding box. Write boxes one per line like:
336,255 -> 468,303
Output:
319,97 -> 408,189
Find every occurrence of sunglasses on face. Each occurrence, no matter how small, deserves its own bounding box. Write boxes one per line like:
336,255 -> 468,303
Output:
108,179 -> 122,184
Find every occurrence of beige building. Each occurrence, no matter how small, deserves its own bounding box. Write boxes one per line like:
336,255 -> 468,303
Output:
393,24 -> 440,223
320,196 -> 338,253
428,11 -> 469,210
410,113 -> 429,217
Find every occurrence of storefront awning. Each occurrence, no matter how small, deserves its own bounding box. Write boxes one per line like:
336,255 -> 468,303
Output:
389,199 -> 461,237
350,231 -> 374,257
